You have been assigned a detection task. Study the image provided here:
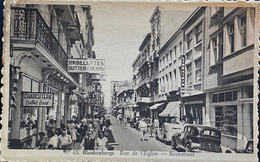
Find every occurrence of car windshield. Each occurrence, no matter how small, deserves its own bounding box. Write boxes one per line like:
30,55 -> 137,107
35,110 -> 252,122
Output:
201,129 -> 220,137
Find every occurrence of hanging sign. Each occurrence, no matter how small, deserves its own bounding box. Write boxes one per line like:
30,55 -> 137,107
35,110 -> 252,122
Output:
22,92 -> 54,107
68,58 -> 105,74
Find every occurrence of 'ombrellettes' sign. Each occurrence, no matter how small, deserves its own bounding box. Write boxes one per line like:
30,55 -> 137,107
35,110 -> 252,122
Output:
68,58 -> 105,73
22,92 -> 54,107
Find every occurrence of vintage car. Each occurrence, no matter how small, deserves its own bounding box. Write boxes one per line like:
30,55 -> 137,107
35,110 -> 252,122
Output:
171,124 -> 222,153
156,122 -> 184,144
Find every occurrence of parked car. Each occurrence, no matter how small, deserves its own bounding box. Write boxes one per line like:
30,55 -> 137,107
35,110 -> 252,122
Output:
171,124 -> 222,153
234,139 -> 253,154
156,122 -> 183,145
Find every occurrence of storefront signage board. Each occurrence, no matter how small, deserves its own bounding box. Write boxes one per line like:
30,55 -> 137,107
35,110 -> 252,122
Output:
68,58 -> 105,74
22,92 -> 54,107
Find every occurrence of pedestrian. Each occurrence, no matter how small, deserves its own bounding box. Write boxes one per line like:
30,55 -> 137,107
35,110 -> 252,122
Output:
58,128 -> 72,150
47,129 -> 59,150
147,119 -> 153,138
36,132 -> 48,149
154,117 -> 159,137
138,118 -> 147,141
96,131 -> 108,150
68,120 -> 77,147
80,131 -> 95,150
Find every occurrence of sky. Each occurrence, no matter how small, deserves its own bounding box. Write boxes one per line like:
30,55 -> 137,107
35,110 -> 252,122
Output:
89,3 -> 197,108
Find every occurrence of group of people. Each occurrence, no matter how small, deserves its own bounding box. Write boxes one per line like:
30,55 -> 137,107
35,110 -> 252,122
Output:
36,116 -> 111,150
138,117 -> 159,141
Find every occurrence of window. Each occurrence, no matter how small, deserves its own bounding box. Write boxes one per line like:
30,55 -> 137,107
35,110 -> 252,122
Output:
218,31 -> 223,60
163,56 -> 165,69
195,58 -> 201,83
170,50 -> 173,63
186,31 -> 193,50
152,27 -> 155,38
179,42 -> 182,54
212,37 -> 218,65
152,42 -> 155,51
186,63 -> 192,86
196,22 -> 203,43
161,77 -> 165,92
159,59 -> 162,70
174,46 -> 177,62
156,37 -> 160,46
212,90 -> 238,102
240,13 -> 247,47
228,21 -> 235,53
166,53 -> 169,66
215,106 -> 237,136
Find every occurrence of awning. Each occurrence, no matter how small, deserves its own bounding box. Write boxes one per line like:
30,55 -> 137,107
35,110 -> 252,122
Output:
159,101 -> 181,118
150,103 -> 164,110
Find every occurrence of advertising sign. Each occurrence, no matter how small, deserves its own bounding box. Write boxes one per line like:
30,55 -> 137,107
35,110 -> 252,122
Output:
22,92 -> 54,107
68,58 -> 105,73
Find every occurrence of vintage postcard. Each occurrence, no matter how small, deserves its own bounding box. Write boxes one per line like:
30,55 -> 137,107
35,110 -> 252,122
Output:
1,0 -> 259,161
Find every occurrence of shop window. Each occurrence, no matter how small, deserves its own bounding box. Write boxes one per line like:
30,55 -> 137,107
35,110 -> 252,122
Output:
195,58 -> 201,83
240,13 -> 247,47
228,21 -> 235,53
212,90 -> 237,102
215,106 -> 237,136
196,22 -> 203,43
186,31 -> 193,50
186,63 -> 192,86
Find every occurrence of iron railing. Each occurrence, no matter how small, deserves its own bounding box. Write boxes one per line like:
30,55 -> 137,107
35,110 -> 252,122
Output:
11,7 -> 68,70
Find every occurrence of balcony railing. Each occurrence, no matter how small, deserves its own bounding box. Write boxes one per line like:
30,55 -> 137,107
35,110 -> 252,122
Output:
11,7 -> 68,70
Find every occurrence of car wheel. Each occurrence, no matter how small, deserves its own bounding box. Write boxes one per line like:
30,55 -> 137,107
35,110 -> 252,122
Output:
185,143 -> 192,152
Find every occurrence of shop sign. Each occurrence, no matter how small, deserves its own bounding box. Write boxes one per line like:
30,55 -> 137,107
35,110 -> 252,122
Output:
180,55 -> 185,87
68,58 -> 105,74
22,92 -> 54,107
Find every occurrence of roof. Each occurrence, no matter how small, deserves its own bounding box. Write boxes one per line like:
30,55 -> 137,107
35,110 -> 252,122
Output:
138,33 -> 151,51
149,6 -> 160,23
158,7 -> 206,55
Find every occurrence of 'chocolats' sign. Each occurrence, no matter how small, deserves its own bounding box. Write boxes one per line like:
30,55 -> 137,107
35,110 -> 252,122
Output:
22,92 -> 54,107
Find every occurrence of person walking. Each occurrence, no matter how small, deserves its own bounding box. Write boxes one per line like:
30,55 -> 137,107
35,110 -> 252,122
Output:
96,131 -> 108,150
68,120 -> 77,147
58,129 -> 72,150
154,117 -> 159,137
80,131 -> 95,150
138,118 -> 147,141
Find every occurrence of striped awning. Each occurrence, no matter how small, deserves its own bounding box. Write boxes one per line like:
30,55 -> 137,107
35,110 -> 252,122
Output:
159,101 -> 181,118
149,103 -> 164,110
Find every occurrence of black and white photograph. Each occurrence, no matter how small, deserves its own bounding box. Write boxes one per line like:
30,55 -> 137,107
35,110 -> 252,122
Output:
1,1 -> 258,161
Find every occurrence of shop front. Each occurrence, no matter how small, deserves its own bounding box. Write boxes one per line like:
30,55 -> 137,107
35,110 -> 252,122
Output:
209,85 -> 253,150
182,93 -> 206,125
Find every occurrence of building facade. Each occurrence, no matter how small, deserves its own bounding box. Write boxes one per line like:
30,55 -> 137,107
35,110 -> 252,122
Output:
8,4 -> 100,148
203,7 -> 255,149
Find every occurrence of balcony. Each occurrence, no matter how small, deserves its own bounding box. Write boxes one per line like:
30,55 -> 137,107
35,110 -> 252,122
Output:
138,57 -> 149,69
137,97 -> 150,103
136,77 -> 149,89
11,7 -> 68,70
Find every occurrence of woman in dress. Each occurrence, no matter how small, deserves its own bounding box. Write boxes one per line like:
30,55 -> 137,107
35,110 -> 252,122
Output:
96,131 -> 108,150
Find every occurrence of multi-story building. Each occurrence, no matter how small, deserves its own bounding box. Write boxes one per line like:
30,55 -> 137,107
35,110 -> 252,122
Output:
8,4 -> 96,148
203,7 -> 255,149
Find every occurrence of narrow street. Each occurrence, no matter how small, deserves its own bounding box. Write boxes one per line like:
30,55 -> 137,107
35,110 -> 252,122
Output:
110,116 -> 174,151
